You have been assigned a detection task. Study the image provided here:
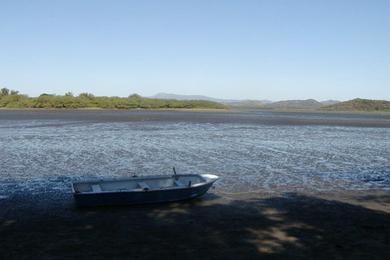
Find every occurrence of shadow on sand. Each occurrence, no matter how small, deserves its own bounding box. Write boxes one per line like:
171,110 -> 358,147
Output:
1,192 -> 389,259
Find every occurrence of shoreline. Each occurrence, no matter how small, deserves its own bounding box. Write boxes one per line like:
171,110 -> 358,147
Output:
0,107 -> 230,112
1,107 -> 390,114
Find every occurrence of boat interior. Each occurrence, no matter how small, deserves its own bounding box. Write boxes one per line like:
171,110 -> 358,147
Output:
73,175 -> 205,193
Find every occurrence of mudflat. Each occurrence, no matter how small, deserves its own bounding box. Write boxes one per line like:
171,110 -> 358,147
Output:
1,109 -> 389,258
1,109 -> 390,127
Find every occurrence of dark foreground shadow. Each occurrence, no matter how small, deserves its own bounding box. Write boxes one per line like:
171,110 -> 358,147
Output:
1,192 -> 389,259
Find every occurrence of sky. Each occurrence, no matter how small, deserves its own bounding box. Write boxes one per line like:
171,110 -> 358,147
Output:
0,0 -> 389,101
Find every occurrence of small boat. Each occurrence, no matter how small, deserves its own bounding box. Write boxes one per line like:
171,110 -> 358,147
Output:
72,168 -> 219,207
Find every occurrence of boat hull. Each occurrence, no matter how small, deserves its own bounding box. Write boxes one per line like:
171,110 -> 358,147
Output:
73,180 -> 214,207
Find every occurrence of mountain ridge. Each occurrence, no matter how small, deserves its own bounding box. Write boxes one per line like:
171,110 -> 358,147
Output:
150,93 -> 272,106
150,93 -> 341,109
321,98 -> 390,112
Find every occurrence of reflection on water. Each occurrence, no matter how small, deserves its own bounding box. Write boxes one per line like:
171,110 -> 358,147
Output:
0,112 -> 390,195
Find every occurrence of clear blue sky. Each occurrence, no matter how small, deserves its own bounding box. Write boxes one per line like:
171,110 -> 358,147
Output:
1,0 -> 389,101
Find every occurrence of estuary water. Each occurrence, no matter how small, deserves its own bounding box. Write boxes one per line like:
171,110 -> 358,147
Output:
0,110 -> 390,196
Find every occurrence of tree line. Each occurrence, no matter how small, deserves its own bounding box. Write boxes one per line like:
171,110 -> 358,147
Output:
0,88 -> 226,109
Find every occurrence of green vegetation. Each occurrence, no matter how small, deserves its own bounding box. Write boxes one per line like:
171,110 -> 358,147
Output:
321,98 -> 390,112
0,88 -> 227,110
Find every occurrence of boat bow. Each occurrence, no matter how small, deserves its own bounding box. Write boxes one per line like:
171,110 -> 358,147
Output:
201,174 -> 219,183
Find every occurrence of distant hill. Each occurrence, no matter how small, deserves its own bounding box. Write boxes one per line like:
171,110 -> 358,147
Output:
149,94 -> 390,112
321,98 -> 390,112
150,93 -> 271,106
151,93 -> 223,102
320,100 -> 340,106
227,100 -> 270,108
150,94 -> 344,110
263,99 -> 323,110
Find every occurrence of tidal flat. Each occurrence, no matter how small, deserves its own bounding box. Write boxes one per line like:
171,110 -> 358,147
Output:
0,110 -> 389,258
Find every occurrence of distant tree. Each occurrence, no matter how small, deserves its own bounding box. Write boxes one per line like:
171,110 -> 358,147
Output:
1,88 -> 10,96
79,93 -> 95,99
129,93 -> 142,99
0,90 -> 226,110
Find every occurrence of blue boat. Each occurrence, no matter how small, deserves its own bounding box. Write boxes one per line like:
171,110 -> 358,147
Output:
72,169 -> 219,207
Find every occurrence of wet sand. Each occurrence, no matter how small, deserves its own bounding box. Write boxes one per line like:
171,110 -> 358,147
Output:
1,190 -> 389,259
